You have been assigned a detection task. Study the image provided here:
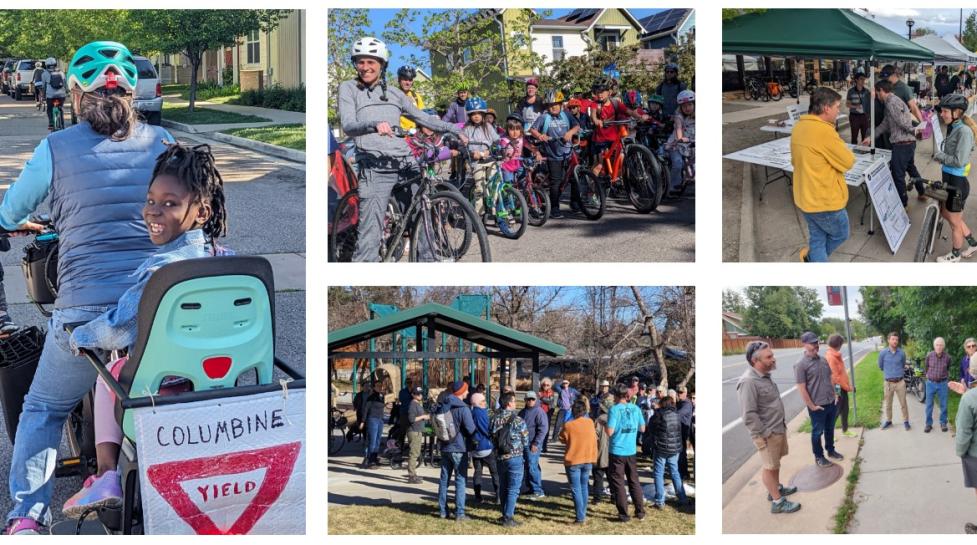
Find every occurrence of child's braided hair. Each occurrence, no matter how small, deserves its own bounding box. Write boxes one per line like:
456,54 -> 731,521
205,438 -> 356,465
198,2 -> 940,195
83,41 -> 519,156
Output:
151,142 -> 228,247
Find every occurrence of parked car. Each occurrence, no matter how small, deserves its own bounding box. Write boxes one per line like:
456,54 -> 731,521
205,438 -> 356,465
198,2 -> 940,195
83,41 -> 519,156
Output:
0,60 -> 16,96
132,55 -> 162,125
10,59 -> 40,100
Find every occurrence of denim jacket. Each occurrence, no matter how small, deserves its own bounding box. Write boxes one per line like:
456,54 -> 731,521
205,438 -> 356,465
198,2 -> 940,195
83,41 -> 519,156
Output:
68,229 -> 231,354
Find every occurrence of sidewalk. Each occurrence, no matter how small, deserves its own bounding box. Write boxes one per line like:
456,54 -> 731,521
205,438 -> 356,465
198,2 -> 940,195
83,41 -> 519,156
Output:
851,394 -> 973,534
723,408 -> 861,533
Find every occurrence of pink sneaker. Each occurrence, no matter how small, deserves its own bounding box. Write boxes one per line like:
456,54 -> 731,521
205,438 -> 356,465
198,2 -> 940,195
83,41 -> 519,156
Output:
62,470 -> 122,519
5,517 -> 41,535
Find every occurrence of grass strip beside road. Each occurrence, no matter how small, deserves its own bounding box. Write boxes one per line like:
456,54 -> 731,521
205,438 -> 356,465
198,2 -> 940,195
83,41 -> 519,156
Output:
162,102 -> 270,124
221,124 -> 305,150
800,352 -> 882,432
328,493 -> 694,535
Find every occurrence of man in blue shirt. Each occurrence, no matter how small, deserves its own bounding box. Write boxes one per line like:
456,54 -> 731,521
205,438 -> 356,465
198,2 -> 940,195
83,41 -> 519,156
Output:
878,331 -> 910,430
606,384 -> 646,522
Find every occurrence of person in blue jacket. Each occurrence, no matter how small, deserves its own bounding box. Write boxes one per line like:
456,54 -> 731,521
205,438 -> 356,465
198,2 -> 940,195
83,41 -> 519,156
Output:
436,381 -> 476,520
468,392 -> 499,504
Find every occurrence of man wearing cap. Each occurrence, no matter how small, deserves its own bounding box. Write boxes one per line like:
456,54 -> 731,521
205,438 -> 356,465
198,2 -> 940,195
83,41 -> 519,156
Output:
592,380 -> 611,419
738,341 -> 800,513
846,71 -> 871,144
519,391 -> 549,497
405,386 -> 429,483
878,332 -> 910,431
552,379 -> 579,443
795,331 -> 843,468
437,380 -> 477,520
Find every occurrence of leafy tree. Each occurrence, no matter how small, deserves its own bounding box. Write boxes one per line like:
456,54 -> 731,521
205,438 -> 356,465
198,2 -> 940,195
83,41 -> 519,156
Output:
965,11 -> 977,52
327,9 -> 369,128
743,287 -> 822,339
384,9 -> 546,111
133,9 -> 289,112
858,286 -> 905,339
0,10 -> 143,61
722,9 -> 766,21
722,289 -> 745,314
893,287 -> 977,365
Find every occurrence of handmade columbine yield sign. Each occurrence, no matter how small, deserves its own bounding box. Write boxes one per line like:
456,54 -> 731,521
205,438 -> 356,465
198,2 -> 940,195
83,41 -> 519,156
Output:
132,387 -> 306,534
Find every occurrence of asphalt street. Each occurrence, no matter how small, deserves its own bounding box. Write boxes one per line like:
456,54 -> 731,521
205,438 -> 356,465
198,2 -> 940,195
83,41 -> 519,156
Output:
721,339 -> 877,482
0,93 -> 306,528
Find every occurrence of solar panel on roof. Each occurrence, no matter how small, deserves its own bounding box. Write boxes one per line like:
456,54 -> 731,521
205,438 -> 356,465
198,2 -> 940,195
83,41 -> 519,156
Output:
642,8 -> 687,34
564,8 -> 583,22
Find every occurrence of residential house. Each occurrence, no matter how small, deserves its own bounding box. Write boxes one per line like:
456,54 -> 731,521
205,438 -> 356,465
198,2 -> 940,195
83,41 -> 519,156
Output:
722,311 -> 749,338
639,9 -> 694,51
151,9 -> 305,91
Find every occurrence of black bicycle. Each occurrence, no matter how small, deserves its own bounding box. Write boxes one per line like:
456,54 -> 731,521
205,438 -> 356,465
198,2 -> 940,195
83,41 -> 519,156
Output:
905,361 -> 926,403
329,407 -> 348,456
330,129 -> 491,262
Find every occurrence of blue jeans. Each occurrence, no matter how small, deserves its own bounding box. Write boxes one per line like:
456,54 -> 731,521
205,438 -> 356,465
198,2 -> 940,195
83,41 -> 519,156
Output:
365,417 -> 383,457
523,447 -> 543,494
808,401 -> 838,460
566,463 -> 592,521
498,456 -> 524,520
653,454 -> 688,506
803,210 -> 850,262
925,380 -> 949,427
8,306 -> 109,525
438,451 -> 469,518
669,148 -> 684,190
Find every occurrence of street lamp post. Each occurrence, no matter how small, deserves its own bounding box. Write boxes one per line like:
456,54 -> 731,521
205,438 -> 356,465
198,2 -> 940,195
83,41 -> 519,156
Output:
907,18 -> 915,40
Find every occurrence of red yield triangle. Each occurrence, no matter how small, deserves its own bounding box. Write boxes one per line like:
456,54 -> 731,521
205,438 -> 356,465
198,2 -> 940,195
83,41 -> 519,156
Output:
146,441 -> 302,534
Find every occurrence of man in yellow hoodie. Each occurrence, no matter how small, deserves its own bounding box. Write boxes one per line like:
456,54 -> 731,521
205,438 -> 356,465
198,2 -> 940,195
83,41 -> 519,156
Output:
397,65 -> 425,131
791,88 -> 856,262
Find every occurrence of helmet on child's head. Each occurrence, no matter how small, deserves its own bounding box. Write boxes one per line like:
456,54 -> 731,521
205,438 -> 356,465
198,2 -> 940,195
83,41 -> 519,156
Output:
592,76 -> 614,92
505,112 -> 524,125
542,89 -> 564,105
623,89 -> 643,109
939,93 -> 968,112
566,98 -> 582,108
465,96 -> 488,114
677,90 -> 696,105
649,94 -> 665,106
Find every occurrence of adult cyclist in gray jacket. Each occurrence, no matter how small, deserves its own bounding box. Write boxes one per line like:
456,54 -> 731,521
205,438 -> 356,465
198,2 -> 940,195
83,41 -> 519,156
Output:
338,37 -> 466,262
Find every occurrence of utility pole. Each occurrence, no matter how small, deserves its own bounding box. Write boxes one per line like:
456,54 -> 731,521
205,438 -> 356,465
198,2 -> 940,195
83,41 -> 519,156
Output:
842,287 -> 857,420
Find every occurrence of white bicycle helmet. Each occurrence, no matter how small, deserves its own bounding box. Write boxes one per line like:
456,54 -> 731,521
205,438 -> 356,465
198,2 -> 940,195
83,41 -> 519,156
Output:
677,90 -> 695,104
351,37 -> 389,64
44,57 -> 56,68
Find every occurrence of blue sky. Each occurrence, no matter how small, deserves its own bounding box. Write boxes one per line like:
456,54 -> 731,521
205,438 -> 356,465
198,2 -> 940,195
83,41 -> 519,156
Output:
860,8 -> 975,40
359,9 -> 668,73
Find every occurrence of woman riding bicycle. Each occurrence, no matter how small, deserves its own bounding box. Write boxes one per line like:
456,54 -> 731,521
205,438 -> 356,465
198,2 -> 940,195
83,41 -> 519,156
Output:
932,93 -> 977,262
666,89 -> 695,196
337,36 -> 466,262
0,41 -> 173,535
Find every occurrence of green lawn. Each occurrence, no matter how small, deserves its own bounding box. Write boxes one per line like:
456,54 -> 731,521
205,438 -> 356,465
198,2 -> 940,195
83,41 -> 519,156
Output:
221,124 -> 305,150
162,102 -> 270,125
328,493 -> 694,535
161,83 -> 189,94
800,352 -> 884,432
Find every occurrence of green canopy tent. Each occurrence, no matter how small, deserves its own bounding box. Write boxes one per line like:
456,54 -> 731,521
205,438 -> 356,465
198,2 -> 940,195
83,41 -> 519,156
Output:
724,8 -> 935,146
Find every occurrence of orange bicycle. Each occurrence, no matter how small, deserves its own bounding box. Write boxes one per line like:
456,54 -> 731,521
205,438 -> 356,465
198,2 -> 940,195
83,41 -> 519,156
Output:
592,119 -> 665,213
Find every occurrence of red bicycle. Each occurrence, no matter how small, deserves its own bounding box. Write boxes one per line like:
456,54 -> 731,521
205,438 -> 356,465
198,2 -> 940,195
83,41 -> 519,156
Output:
529,131 -> 605,220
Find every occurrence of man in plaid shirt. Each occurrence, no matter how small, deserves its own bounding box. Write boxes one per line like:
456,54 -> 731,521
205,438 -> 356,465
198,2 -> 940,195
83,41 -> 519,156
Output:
925,337 -> 951,433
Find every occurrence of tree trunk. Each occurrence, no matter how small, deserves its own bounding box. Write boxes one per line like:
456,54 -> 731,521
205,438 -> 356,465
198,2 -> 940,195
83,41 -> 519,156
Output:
186,50 -> 203,113
678,357 -> 695,390
629,286 -> 668,390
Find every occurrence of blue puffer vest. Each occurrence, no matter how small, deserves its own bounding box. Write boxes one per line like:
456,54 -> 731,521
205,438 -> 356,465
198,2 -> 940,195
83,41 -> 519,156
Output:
46,121 -> 169,309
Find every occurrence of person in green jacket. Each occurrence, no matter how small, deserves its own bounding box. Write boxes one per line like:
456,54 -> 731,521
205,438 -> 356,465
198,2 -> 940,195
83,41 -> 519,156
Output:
951,354 -> 977,533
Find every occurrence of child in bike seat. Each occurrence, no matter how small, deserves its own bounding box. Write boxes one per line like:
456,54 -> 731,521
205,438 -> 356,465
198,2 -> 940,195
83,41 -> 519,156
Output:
62,142 -> 232,518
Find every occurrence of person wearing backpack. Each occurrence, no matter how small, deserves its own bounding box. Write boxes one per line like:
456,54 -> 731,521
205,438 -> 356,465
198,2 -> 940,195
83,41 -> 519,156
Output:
31,61 -> 44,110
490,391 -> 529,528
518,391 -> 548,497
434,381 -> 476,521
41,58 -> 66,131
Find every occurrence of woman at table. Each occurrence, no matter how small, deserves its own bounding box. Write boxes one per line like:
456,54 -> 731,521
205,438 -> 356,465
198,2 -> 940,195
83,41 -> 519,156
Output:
931,94 -> 977,262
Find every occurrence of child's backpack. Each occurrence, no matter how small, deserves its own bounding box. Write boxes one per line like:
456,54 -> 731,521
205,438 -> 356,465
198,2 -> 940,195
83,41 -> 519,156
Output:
431,401 -> 458,443
493,413 -> 520,456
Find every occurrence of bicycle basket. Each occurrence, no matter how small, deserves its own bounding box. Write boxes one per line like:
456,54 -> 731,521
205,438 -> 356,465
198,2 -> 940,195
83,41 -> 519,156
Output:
21,234 -> 59,305
0,326 -> 45,443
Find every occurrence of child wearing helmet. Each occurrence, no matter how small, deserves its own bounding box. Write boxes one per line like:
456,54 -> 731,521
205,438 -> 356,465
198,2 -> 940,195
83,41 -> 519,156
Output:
499,114 -> 527,186
666,90 -> 695,195
396,65 -> 426,131
590,77 -> 650,178
40,57 -> 66,131
530,90 -> 581,218
932,93 -> 977,262
461,96 -> 500,217
338,36 -> 466,262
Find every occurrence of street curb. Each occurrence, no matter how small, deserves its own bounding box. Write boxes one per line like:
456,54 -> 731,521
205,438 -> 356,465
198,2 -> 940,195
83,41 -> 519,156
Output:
161,119 -> 198,134
208,131 -> 306,163
738,162 -> 756,262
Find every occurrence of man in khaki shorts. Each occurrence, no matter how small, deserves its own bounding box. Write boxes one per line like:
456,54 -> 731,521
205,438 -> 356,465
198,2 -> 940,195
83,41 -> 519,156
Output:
737,341 -> 801,513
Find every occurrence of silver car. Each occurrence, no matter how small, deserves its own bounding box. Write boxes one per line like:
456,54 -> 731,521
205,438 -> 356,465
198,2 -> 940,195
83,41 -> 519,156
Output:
132,55 -> 162,125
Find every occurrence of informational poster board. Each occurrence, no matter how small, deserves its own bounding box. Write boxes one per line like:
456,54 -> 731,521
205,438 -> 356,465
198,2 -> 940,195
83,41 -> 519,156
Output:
786,104 -> 802,125
132,388 -> 306,535
864,159 -> 910,253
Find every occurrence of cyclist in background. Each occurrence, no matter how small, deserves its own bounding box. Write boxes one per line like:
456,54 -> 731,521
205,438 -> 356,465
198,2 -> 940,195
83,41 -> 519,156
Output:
590,77 -> 650,179
31,61 -> 44,110
518,78 -> 545,132
666,90 -> 695,196
397,65 -> 425,132
40,58 -> 66,131
655,63 -> 687,117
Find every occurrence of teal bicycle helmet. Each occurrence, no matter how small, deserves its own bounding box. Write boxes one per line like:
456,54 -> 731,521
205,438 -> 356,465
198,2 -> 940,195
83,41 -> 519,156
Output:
67,41 -> 138,94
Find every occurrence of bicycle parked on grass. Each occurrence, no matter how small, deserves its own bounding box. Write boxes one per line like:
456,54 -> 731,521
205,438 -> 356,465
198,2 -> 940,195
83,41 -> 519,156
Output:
905,360 -> 927,403
594,119 -> 664,214
913,178 -> 955,262
330,128 -> 492,263
529,131 -> 605,220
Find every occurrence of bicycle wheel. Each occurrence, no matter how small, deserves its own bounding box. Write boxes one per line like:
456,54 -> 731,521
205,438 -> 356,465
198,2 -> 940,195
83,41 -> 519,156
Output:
411,190 -> 492,262
623,144 -> 661,213
915,379 -> 926,403
525,185 -> 550,227
913,206 -> 938,262
494,185 -> 527,239
382,196 -> 408,262
329,191 -> 359,262
329,425 -> 346,455
574,168 -> 606,220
